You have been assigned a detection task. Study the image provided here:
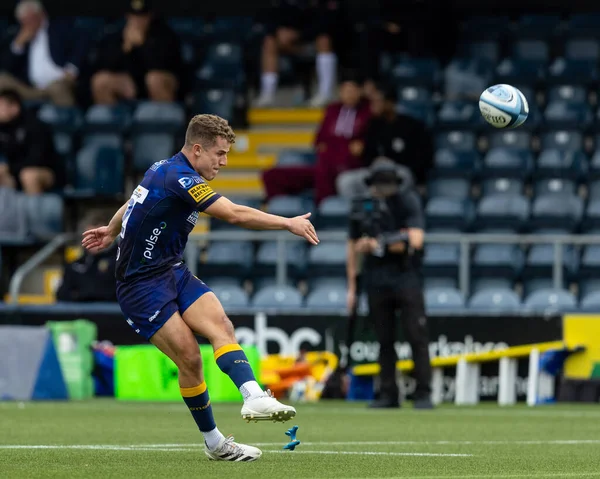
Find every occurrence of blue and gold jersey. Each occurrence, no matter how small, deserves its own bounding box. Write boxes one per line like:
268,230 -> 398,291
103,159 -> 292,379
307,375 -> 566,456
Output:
115,152 -> 221,282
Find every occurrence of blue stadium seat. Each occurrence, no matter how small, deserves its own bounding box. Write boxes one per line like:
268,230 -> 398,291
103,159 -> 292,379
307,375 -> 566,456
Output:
481,148 -> 533,179
523,278 -> 566,297
307,242 -> 347,277
541,131 -> 583,151
23,194 -> 64,238
389,57 -> 441,88
589,149 -> 600,178
431,149 -> 480,178
398,86 -> 432,104
543,102 -> 593,130
578,278 -> 600,299
535,149 -> 587,180
456,41 -> 500,64
468,289 -> 521,313
83,104 -> 130,133
524,244 -> 579,280
547,58 -> 599,85
425,198 -> 473,231
427,178 -> 471,199
471,277 -> 514,293
471,244 -> 524,279
196,42 -> 245,88
210,284 -> 249,308
474,194 -> 530,232
425,287 -> 465,311
252,285 -> 303,310
513,40 -> 550,63
533,178 -> 577,197
201,241 -> 253,278
38,104 -> 83,156
523,288 -> 578,313
317,196 -> 350,230
397,102 -> 435,128
276,149 -> 316,167
424,277 -> 458,290
209,16 -> 255,42
308,277 -> 346,292
435,131 -> 477,151
495,58 -> 545,84
461,15 -> 510,41
305,285 -> 347,310
443,59 -> 492,100
580,291 -> 600,312
481,178 -> 524,196
83,133 -> 123,148
267,196 -> 309,217
515,14 -> 562,39
192,89 -> 235,121
546,85 -> 588,104
73,145 -> 124,196
204,277 -> 243,289
167,17 -> 205,41
588,180 -> 600,200
437,101 -> 482,129
133,134 -> 175,172
255,241 -> 307,278
579,245 -> 600,279
530,194 -> 583,232
487,131 -> 532,150
585,199 -> 600,231
423,244 -> 460,279
567,14 -> 600,38
131,102 -> 186,134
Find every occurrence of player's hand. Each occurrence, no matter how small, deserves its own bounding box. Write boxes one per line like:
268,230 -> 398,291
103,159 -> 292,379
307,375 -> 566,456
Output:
355,237 -> 379,254
287,213 -> 319,245
82,226 -> 116,254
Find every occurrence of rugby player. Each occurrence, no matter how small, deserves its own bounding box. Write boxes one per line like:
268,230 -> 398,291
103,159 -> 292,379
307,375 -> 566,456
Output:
82,114 -> 319,462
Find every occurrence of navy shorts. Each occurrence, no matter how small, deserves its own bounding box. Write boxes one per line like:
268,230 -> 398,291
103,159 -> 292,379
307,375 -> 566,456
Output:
116,263 -> 211,340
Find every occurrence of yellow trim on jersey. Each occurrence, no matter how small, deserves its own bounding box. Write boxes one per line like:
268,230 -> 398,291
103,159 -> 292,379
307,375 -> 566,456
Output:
197,191 -> 217,205
180,382 -> 207,397
214,344 -> 243,360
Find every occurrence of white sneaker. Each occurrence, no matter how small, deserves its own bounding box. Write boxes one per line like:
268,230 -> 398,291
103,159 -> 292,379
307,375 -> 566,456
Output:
307,94 -> 331,108
205,435 -> 262,462
241,389 -> 297,423
255,93 -> 275,108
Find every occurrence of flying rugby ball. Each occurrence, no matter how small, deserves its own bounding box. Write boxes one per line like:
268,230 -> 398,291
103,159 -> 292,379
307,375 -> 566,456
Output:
479,84 -> 529,129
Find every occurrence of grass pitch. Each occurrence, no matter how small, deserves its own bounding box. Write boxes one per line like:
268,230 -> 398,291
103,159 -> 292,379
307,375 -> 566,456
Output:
2,400 -> 600,478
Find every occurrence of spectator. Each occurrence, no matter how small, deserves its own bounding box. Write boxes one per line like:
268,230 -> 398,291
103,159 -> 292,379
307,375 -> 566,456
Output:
90,0 -> 183,105
336,86 -> 434,198
0,0 -> 87,107
56,211 -> 117,303
256,0 -> 342,107
0,89 -> 63,194
262,75 -> 371,205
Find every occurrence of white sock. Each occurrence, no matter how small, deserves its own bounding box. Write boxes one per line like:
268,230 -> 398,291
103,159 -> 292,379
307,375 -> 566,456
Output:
203,426 -> 225,451
240,380 -> 264,401
316,52 -> 337,99
260,72 -> 278,98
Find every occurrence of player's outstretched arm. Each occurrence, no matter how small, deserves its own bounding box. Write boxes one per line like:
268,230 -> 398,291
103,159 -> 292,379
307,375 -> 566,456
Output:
81,201 -> 128,253
204,197 -> 319,245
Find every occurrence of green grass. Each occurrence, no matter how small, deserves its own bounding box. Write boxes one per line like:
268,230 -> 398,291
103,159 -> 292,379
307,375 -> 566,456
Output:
2,400 -> 600,478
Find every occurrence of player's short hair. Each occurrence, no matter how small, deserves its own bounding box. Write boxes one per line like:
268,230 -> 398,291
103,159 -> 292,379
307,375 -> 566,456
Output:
185,114 -> 236,149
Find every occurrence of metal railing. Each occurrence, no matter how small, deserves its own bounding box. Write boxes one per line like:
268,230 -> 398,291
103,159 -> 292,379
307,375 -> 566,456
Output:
186,231 -> 600,296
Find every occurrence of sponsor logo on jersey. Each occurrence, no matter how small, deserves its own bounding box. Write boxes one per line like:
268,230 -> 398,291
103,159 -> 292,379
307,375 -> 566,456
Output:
186,211 -> 199,226
187,183 -> 213,203
132,185 -> 149,204
178,176 -> 201,189
143,221 -> 167,260
150,159 -> 169,171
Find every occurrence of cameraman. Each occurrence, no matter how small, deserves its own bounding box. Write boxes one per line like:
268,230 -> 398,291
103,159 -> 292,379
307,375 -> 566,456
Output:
346,158 -> 433,409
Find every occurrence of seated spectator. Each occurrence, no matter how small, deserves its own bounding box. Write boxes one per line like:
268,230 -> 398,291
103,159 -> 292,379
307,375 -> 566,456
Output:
336,87 -> 433,198
0,89 -> 63,194
90,0 -> 183,105
256,0 -> 343,107
0,0 -> 87,106
56,211 -> 117,303
262,75 -> 371,205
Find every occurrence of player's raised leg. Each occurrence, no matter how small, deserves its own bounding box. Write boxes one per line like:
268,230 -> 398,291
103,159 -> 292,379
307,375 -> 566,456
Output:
150,312 -> 262,461
181,291 -> 296,422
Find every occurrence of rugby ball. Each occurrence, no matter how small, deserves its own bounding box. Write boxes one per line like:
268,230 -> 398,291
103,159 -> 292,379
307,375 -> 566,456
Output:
479,84 -> 529,129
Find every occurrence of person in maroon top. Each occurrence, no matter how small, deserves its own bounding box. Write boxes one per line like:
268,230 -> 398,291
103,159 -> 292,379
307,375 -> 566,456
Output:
261,76 -> 371,205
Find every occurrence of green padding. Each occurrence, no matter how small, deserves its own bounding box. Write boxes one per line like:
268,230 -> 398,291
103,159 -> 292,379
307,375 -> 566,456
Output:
115,344 -> 261,402
46,320 -> 97,400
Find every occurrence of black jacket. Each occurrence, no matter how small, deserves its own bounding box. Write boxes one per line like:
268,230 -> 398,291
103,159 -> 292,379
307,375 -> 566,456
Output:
56,246 -> 117,302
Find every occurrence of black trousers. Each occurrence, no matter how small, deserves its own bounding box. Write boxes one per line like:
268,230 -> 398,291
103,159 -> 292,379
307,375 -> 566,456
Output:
367,287 -> 432,400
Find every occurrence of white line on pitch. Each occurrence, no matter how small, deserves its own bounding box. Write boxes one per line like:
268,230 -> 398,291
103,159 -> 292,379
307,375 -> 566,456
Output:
264,450 -> 473,457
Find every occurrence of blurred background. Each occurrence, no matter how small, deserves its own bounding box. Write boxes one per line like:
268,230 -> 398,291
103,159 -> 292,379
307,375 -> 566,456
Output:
2,0 -> 600,405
